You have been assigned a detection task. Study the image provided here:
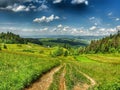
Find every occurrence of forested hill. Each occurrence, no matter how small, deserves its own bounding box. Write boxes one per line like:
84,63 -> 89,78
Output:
0,32 -> 42,44
0,32 -> 27,44
82,31 -> 120,53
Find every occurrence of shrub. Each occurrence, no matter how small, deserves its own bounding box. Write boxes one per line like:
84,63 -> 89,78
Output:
3,44 -> 7,49
51,47 -> 64,57
64,50 -> 69,56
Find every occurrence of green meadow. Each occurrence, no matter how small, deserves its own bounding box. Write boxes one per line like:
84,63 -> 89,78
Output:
0,43 -> 120,90
0,32 -> 120,90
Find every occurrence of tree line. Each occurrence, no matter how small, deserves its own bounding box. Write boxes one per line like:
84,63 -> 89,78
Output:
79,31 -> 120,54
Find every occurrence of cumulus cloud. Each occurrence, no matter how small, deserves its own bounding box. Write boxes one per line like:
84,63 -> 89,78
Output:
0,0 -> 89,12
0,0 -> 48,12
116,26 -> 120,31
57,24 -> 63,28
89,17 -> 95,20
89,26 -> 97,31
53,0 -> 62,4
6,4 -> 30,12
71,0 -> 88,5
33,14 -> 60,23
37,4 -> 48,11
108,12 -> 112,16
52,0 -> 89,5
0,24 -> 119,36
115,18 -> 120,21
89,17 -> 102,26
0,0 -> 32,7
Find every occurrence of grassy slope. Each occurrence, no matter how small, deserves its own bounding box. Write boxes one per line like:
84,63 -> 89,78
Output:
0,44 -> 60,90
0,43 -> 120,90
75,55 -> 120,90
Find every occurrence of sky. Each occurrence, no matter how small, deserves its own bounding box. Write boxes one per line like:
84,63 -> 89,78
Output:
0,0 -> 120,37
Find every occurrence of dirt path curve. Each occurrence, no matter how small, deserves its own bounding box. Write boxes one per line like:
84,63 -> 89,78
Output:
74,71 -> 96,90
59,65 -> 66,90
80,71 -> 96,86
25,66 -> 62,90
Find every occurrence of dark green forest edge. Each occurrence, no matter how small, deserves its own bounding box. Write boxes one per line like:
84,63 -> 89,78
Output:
79,31 -> 120,54
0,31 -> 120,90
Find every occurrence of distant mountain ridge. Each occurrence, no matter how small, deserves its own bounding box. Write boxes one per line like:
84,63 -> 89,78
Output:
0,32 -> 90,47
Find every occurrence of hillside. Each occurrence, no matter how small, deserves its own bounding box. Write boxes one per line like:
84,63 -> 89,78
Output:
0,32 -> 88,47
0,32 -> 120,90
81,31 -> 120,54
0,32 -> 26,44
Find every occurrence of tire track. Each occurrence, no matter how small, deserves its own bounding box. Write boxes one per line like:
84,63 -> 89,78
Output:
25,65 -> 62,90
59,65 -> 66,90
74,69 -> 96,90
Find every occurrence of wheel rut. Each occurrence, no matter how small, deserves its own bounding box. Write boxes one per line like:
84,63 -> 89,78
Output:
59,65 -> 66,90
73,70 -> 96,90
25,65 -> 62,90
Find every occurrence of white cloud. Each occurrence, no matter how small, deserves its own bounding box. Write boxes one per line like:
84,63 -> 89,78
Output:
89,17 -> 95,20
0,25 -> 119,36
89,26 -> 97,31
99,28 -> 105,32
116,26 -> 120,31
115,18 -> 120,21
71,0 -> 88,5
55,16 -> 60,19
53,0 -> 62,4
37,4 -> 48,11
33,14 -> 60,23
94,23 -> 98,26
5,4 -> 30,12
13,5 -> 29,12
0,0 -> 48,12
41,28 -> 48,32
57,24 -> 63,28
89,17 -> 102,26
63,26 -> 69,31
85,1 -> 88,5
108,12 -> 112,16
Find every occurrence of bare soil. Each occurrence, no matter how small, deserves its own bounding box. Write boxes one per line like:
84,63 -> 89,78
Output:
59,66 -> 66,90
74,71 -> 96,90
25,66 -> 61,90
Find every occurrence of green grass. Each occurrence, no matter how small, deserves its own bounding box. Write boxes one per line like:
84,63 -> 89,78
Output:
75,55 -> 120,90
65,62 -> 90,90
1,43 -> 52,55
1,43 -> 120,90
49,66 -> 64,90
0,52 -> 60,90
86,54 -> 120,64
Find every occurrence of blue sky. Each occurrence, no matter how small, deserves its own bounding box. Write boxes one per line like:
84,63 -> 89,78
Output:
0,0 -> 120,37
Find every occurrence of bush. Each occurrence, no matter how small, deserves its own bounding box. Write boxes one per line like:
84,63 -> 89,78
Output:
17,44 -> 22,47
51,47 -> 64,57
39,50 -> 44,54
22,49 -> 34,53
64,50 -> 69,56
3,44 -> 7,49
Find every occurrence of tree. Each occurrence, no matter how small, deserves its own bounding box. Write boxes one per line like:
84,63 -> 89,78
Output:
64,50 -> 69,56
3,44 -> 7,49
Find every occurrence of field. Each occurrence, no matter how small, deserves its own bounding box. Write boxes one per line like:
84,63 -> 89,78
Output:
75,55 -> 120,90
0,44 -> 120,90
0,44 -> 60,90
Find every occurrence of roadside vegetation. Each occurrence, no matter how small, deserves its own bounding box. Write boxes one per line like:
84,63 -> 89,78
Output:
0,52 -> 60,90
